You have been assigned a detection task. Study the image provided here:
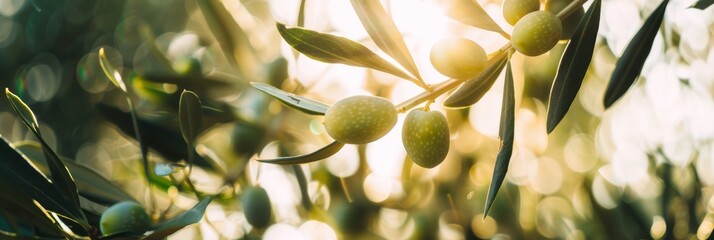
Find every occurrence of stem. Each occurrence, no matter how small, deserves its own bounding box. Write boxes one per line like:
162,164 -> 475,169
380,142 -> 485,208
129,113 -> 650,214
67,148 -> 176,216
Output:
127,97 -> 158,215
557,0 -> 590,20
395,44 -> 512,112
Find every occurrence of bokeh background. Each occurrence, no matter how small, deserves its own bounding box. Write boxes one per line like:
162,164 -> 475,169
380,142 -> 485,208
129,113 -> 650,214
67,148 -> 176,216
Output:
1,0 -> 714,239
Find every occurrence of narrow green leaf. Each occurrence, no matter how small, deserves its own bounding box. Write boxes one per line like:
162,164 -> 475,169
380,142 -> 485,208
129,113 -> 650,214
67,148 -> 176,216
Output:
179,90 -> 203,145
142,197 -> 212,240
14,141 -> 136,205
98,48 -> 127,93
5,89 -> 86,225
154,163 -> 186,177
5,89 -> 39,132
546,0 -> 601,133
276,23 -> 418,82
0,137 -> 83,222
257,141 -> 345,165
604,0 -> 669,108
436,0 -> 509,38
484,59 -> 515,216
196,0 -> 259,77
692,0 -> 714,9
0,192 -> 66,238
442,51 -> 509,108
251,82 -> 330,115
351,0 -> 424,84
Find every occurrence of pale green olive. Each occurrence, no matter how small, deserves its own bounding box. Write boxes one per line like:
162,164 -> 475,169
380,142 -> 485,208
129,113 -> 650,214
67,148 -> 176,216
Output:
323,96 -> 397,144
511,11 -> 563,56
502,0 -> 541,26
430,37 -> 488,80
402,109 -> 450,168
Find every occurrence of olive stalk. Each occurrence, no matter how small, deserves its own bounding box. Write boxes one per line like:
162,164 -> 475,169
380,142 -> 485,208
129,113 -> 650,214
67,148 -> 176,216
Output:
394,0 -> 590,112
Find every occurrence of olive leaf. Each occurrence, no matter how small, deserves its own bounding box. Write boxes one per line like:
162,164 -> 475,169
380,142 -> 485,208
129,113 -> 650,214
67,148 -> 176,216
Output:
443,50 -> 509,108
351,0 -> 424,85
98,48 -> 127,93
252,82 -> 330,115
692,0 -> 714,9
196,0 -> 258,76
179,90 -> 203,146
484,59 -> 515,217
14,142 -> 136,205
142,197 -> 212,240
435,0 -> 509,38
257,141 -> 345,165
276,23 -> 418,82
546,0 -> 602,133
0,136 -> 84,224
604,0 -> 669,108
5,89 -> 86,225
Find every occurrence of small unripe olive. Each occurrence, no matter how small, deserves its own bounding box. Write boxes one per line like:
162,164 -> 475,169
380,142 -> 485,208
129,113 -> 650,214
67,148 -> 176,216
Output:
402,109 -> 450,168
545,0 -> 585,40
430,37 -> 488,80
241,186 -> 272,228
502,0 -> 541,26
511,11 -> 563,56
323,96 -> 397,144
99,201 -> 151,236
231,121 -> 266,156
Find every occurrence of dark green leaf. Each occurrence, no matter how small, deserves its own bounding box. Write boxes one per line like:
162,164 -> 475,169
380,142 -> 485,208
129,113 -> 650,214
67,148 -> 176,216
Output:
154,163 -> 186,177
251,82 -> 330,115
0,137 -> 83,222
142,197 -> 212,240
99,48 -> 127,93
179,90 -> 203,145
436,0 -> 509,38
257,141 -> 345,165
442,51 -> 509,108
484,59 -> 515,216
692,0 -> 714,9
546,0 -> 601,133
351,0 -> 424,85
0,189 -> 67,238
196,0 -> 259,76
14,141 -> 136,205
276,23 -> 418,82
604,0 -> 669,108
5,89 -> 86,226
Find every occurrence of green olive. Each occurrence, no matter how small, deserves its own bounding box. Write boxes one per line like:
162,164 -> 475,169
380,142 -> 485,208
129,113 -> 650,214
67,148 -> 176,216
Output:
323,96 -> 397,144
430,37 -> 487,80
99,201 -> 151,236
231,121 -> 266,156
332,201 -> 370,234
241,186 -> 272,228
511,11 -> 563,56
502,0 -> 541,26
545,0 -> 585,40
402,109 -> 450,168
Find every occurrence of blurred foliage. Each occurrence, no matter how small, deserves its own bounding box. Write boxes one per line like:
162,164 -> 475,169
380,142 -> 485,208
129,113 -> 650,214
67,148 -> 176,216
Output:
0,0 -> 713,239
